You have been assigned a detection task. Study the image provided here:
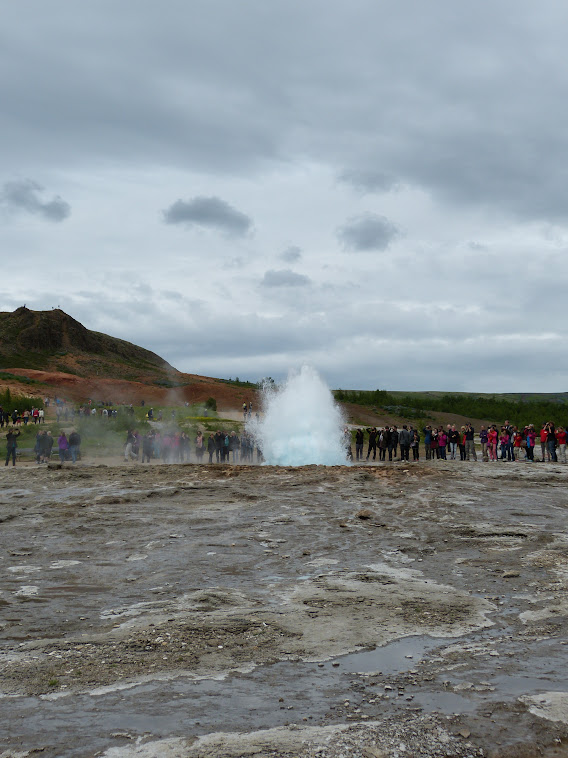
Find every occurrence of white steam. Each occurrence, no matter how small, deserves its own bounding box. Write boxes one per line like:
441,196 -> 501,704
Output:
249,365 -> 347,466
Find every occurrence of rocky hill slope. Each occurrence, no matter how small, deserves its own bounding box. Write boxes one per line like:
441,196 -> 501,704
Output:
0,306 -> 175,380
0,307 -> 257,410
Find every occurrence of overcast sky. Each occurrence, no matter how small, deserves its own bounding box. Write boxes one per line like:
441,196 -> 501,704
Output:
2,1 -> 568,392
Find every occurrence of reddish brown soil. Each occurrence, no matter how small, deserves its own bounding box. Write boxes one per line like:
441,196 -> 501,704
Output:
1,368 -> 258,412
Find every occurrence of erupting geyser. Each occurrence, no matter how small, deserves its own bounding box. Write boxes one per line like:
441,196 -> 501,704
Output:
248,365 -> 347,466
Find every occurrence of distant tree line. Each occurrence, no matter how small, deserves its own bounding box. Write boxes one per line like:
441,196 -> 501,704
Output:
333,389 -> 568,428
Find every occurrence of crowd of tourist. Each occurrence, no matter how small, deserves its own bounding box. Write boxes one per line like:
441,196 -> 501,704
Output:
353,421 -> 566,463
0,406 -> 45,426
123,429 -> 262,464
3,392 -> 568,468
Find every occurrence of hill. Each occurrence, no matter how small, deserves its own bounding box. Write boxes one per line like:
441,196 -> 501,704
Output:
0,307 -> 257,411
0,306 -> 175,381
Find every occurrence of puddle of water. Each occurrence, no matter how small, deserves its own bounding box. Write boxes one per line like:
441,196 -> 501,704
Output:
0,636 -> 452,758
412,691 -> 477,714
330,636 -> 447,674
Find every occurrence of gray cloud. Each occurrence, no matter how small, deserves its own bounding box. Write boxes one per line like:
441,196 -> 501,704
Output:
1,179 -> 70,222
3,3 -> 568,223
4,3 -> 568,393
280,245 -> 302,263
261,269 -> 311,287
338,169 -> 398,194
337,213 -> 400,252
163,196 -> 252,236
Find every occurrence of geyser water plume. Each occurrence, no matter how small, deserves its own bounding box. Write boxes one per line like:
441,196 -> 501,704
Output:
249,365 -> 347,466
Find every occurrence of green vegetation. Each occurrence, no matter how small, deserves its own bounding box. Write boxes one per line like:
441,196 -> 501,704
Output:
154,379 -> 191,389
334,388 -> 568,428
0,372 -> 41,385
0,388 -> 44,413
220,376 -> 275,390
220,377 -> 257,388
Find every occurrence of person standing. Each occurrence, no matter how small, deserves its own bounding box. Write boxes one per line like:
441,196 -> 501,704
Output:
422,426 -> 432,460
207,433 -> 216,463
556,426 -> 567,463
355,428 -> 364,461
195,431 -> 204,461
539,424 -> 549,462
525,425 -> 536,462
411,430 -> 420,460
511,427 -> 524,461
141,432 -> 154,463
431,428 -> 439,459
398,425 -> 411,462
58,432 -> 69,462
546,422 -> 558,462
487,425 -> 498,461
464,423 -> 477,461
45,431 -> 54,461
448,425 -> 460,460
378,427 -> 389,461
5,429 -> 21,466
230,431 -> 240,463
68,430 -> 81,463
366,427 -> 377,461
499,427 -> 510,461
37,431 -> 51,463
34,431 -> 43,463
388,426 -> 398,462
438,427 -> 448,460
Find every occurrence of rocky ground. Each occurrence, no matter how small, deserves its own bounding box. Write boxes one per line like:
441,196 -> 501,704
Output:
1,460 -> 567,757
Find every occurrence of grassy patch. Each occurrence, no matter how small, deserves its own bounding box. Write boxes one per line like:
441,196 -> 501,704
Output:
0,372 -> 41,385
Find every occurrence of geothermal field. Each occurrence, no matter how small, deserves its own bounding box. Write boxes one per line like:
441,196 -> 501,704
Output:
1,459 -> 568,758
1,371 -> 567,757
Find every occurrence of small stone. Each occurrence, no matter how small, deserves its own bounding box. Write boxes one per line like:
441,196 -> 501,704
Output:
356,509 -> 375,520
362,749 -> 386,758
458,729 -> 471,738
502,571 -> 520,578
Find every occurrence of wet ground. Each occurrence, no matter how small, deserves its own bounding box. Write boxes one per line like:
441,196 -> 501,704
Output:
1,460 -> 567,757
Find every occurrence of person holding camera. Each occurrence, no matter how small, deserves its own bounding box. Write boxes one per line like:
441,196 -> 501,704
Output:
5,429 -> 21,467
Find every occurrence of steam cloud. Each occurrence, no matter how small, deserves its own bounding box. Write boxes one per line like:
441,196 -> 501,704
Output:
249,365 -> 347,466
